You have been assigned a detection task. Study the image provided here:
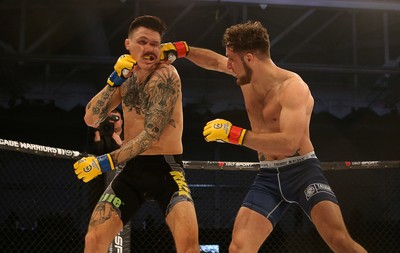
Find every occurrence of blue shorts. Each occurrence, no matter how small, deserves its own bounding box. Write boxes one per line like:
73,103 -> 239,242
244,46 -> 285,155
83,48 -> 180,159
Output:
242,152 -> 338,226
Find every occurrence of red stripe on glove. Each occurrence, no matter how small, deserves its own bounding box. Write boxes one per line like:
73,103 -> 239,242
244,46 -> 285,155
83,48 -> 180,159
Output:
174,41 -> 188,58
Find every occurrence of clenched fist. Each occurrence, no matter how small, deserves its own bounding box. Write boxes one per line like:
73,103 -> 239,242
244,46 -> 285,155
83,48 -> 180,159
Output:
203,119 -> 247,145
160,41 -> 189,63
107,54 -> 137,87
73,154 -> 115,183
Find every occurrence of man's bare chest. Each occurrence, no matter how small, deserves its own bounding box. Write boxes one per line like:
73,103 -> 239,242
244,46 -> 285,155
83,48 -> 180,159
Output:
245,98 -> 281,132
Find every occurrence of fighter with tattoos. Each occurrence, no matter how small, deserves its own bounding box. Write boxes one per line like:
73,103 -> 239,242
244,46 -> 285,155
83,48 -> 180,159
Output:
73,15 -> 199,253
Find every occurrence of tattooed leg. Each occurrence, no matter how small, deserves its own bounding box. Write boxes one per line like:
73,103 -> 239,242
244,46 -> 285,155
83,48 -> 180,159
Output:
89,202 -> 118,226
84,202 -> 123,253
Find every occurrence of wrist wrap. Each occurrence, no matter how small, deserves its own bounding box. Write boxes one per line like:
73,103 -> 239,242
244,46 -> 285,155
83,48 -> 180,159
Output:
174,41 -> 189,58
229,126 -> 247,145
107,71 -> 126,87
97,154 -> 115,173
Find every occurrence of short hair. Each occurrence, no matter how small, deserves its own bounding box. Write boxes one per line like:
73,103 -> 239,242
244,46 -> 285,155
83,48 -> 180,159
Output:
128,15 -> 167,37
222,21 -> 270,58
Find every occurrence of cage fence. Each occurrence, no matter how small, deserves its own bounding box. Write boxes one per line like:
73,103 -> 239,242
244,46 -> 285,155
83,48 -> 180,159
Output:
0,150 -> 399,252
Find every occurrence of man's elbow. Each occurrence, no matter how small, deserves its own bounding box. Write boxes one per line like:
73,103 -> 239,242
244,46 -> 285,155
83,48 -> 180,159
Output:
84,114 -> 97,128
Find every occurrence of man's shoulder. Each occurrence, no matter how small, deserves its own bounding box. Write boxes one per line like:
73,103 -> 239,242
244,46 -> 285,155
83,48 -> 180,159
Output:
155,62 -> 178,73
150,63 -> 180,80
281,72 -> 307,89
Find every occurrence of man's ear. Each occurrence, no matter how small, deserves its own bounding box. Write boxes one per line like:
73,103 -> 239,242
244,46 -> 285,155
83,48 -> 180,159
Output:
244,52 -> 254,63
125,38 -> 130,50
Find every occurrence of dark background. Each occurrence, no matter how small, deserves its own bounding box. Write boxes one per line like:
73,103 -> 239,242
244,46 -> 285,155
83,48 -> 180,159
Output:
1,2 -> 400,252
1,0 -> 400,162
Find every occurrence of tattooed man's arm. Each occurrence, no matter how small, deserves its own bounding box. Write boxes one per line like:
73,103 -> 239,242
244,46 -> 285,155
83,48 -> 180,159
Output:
84,85 -> 122,128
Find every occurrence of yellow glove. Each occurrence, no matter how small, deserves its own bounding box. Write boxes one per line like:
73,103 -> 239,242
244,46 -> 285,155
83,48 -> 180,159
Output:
203,119 -> 247,145
107,54 -> 137,87
160,41 -> 189,63
73,154 -> 115,183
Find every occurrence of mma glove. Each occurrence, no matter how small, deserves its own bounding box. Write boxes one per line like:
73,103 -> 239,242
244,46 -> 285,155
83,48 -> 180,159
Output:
73,154 -> 115,183
107,54 -> 136,87
203,119 -> 247,145
160,41 -> 189,63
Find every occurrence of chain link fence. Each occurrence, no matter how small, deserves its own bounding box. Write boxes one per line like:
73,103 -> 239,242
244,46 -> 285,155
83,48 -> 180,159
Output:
1,149 -> 400,252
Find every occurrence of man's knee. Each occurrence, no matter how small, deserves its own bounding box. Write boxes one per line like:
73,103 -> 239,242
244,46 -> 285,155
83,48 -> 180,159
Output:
229,242 -> 239,253
326,231 -> 355,250
229,237 -> 247,253
86,229 -> 114,249
175,233 -> 199,252
170,225 -> 199,253
85,230 -> 100,247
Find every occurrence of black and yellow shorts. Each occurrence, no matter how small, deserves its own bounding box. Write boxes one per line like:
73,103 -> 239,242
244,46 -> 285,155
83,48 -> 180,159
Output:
98,155 -> 193,225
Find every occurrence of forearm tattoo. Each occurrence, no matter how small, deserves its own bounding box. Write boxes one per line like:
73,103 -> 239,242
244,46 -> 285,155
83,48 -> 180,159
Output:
111,131 -> 153,164
91,86 -> 118,125
112,67 -> 180,165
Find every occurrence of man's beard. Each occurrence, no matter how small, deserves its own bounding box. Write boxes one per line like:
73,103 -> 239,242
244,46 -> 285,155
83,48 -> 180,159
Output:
236,58 -> 252,86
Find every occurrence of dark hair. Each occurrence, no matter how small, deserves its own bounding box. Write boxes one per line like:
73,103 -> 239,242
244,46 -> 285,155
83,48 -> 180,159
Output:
222,21 -> 270,58
128,15 -> 167,37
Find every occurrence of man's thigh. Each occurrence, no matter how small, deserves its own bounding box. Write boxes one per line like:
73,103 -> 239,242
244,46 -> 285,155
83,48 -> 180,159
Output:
231,206 -> 273,251
166,201 -> 198,236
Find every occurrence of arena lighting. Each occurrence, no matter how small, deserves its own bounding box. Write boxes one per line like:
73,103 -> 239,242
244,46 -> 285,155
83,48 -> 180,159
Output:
200,244 -> 220,253
198,0 -> 400,11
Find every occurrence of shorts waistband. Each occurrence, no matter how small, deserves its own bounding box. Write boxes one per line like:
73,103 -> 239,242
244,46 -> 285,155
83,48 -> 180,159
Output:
163,154 -> 183,164
260,151 -> 317,169
128,154 -> 183,165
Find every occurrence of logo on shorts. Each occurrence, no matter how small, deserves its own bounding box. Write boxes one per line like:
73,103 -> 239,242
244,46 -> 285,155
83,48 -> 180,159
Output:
100,193 -> 123,208
304,183 -> 335,201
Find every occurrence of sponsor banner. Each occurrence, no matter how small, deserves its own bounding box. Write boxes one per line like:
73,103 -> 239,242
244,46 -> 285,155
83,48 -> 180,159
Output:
0,138 -> 82,159
108,224 -> 131,253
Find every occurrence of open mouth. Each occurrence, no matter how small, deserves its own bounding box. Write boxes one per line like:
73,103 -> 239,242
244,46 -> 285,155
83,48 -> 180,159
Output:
143,55 -> 156,61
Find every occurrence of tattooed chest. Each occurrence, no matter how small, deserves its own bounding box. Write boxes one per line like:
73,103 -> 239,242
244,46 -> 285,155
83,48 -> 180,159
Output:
121,80 -> 150,115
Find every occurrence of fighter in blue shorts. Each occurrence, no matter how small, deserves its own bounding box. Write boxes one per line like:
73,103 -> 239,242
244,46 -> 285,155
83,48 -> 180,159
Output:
174,19 -> 367,252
